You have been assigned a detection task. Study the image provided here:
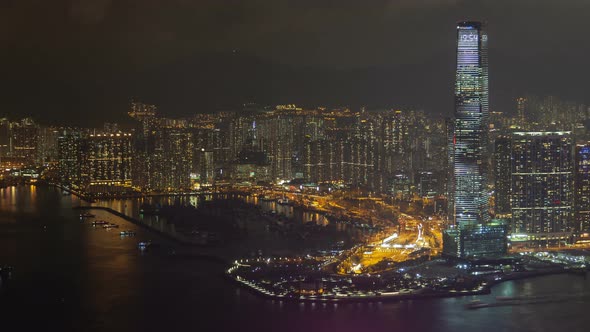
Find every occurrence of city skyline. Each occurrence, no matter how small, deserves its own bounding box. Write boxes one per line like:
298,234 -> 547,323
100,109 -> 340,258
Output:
3,8 -> 590,331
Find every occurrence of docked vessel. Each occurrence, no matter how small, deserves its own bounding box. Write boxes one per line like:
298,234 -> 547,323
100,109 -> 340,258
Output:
92,220 -> 108,226
120,230 -> 136,236
277,198 -> 292,205
465,300 -> 489,309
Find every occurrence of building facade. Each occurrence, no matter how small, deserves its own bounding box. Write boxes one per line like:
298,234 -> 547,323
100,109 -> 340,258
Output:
11,118 -> 39,166
443,220 -> 508,258
575,143 -> 590,232
494,135 -> 511,215
510,132 -> 574,241
450,21 -> 490,227
57,129 -> 84,187
83,133 -> 133,193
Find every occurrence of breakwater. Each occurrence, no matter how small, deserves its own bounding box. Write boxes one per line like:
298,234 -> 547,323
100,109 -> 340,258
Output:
73,205 -> 228,264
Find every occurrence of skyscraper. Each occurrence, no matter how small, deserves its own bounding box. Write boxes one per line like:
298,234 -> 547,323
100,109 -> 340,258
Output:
58,129 -> 84,188
11,118 -> 39,166
494,135 -> 511,215
450,21 -> 490,226
0,118 -> 9,159
511,132 -> 573,242
83,133 -> 133,194
575,143 -> 590,233
444,21 -> 505,258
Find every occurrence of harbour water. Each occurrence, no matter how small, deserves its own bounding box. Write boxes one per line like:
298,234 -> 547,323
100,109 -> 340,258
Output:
92,194 -> 331,229
1,185 -> 590,332
90,193 -> 366,256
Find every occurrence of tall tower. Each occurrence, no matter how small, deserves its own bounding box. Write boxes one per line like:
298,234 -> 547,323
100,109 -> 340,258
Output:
451,21 -> 490,227
511,132 -> 573,242
574,143 -> 590,233
494,135 -> 511,215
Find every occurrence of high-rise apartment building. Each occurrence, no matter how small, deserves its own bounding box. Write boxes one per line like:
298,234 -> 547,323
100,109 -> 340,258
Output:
11,118 -> 39,166
155,128 -> 194,190
38,126 -> 60,165
83,133 -> 133,193
575,143 -> 590,232
58,129 -> 84,187
0,118 -> 9,159
129,101 -> 158,190
511,132 -> 574,240
494,135 -> 511,215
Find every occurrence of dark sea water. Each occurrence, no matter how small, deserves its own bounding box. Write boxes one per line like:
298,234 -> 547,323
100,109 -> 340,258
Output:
1,185 -> 590,332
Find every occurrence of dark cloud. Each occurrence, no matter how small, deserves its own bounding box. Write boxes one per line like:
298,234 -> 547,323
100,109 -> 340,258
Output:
69,0 -> 112,24
1,0 -> 590,125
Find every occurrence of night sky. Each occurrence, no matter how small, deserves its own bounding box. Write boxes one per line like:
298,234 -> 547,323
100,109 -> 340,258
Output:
2,0 -> 590,125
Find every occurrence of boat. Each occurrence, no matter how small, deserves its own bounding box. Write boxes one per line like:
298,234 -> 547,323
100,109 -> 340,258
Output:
465,300 -> 489,310
120,230 -> 136,236
92,220 -> 108,226
80,212 -> 95,218
138,241 -> 149,250
103,223 -> 119,229
277,198 -> 292,205
138,240 -> 154,251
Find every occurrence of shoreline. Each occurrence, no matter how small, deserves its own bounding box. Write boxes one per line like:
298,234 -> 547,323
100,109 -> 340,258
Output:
49,183 -> 588,304
50,183 -> 94,203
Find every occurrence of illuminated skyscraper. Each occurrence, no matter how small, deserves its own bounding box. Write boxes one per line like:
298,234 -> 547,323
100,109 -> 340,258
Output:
511,132 -> 573,240
516,97 -> 527,123
575,143 -> 590,232
450,21 -> 490,226
157,128 -> 193,190
0,118 -> 9,159
83,133 -> 133,193
58,129 -> 84,188
11,118 -> 39,166
128,101 -> 158,190
444,21 -> 504,258
38,126 -> 60,165
494,135 -> 511,215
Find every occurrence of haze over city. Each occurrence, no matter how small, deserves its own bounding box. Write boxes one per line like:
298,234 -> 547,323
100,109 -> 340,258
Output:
2,0 -> 590,125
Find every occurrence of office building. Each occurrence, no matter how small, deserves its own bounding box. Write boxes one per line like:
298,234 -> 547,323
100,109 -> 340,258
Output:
443,219 -> 508,258
450,21 -> 490,226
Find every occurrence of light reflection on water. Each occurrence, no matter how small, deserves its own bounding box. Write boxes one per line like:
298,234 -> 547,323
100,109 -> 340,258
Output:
90,193 -> 366,256
1,185 -> 590,332
93,194 -> 330,227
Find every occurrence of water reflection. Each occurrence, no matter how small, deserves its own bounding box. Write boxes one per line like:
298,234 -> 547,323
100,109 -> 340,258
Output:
95,194 -> 334,230
2,185 -> 590,332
